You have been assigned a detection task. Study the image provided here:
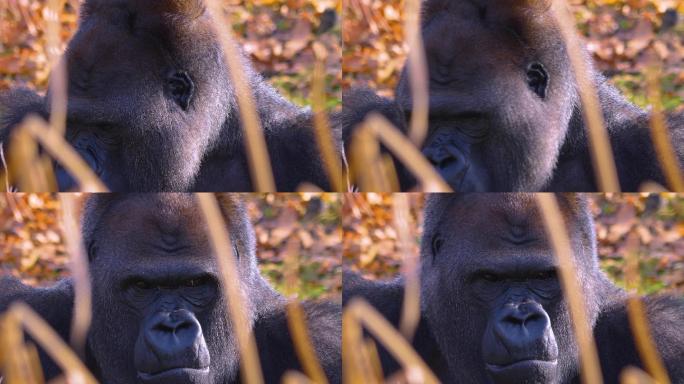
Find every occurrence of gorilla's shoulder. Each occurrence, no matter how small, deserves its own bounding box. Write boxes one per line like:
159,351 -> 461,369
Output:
254,298 -> 341,383
0,276 -> 75,378
0,88 -> 46,142
595,294 -> 684,382
0,276 -> 74,312
342,270 -> 405,325
341,87 -> 406,144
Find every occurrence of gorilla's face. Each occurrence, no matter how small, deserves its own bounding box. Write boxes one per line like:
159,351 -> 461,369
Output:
419,194 -> 600,383
85,195 -> 249,384
55,0 -> 232,191
396,0 -> 577,191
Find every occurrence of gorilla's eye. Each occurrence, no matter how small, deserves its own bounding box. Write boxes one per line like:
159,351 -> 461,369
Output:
184,278 -> 206,288
166,71 -> 195,111
87,241 -> 98,263
126,11 -> 138,31
526,62 -> 549,99
134,280 -> 152,290
534,270 -> 556,280
481,272 -> 500,282
431,234 -> 444,257
478,5 -> 487,19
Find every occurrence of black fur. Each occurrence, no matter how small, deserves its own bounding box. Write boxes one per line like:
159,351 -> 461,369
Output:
0,0 -> 340,192
342,0 -> 684,192
0,194 -> 341,383
343,193 -> 684,383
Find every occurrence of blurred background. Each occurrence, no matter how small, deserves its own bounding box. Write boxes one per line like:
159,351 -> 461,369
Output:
0,0 -> 341,107
343,0 -> 684,112
0,193 -> 342,299
343,194 -> 684,296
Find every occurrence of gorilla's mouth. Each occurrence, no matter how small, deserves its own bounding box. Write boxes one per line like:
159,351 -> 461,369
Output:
137,367 -> 210,384
485,360 -> 558,384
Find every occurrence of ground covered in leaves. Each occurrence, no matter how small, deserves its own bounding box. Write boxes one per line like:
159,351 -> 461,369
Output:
343,0 -> 684,112
343,194 -> 684,296
0,0 -> 341,107
0,194 -> 342,299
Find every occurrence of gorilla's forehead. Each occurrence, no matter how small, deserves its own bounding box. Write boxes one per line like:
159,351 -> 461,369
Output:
426,193 -> 538,225
422,0 -> 552,19
97,196 -> 216,263
422,193 -> 597,268
423,193 -> 584,238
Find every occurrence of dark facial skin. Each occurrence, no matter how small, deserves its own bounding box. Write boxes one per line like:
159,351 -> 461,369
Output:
84,195 -> 251,384
395,0 -> 576,191
420,194 -> 607,383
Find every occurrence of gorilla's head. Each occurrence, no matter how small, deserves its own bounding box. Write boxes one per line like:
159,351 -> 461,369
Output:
419,194 -> 613,383
81,194 -> 272,384
55,0 -> 236,191
396,0 -> 578,191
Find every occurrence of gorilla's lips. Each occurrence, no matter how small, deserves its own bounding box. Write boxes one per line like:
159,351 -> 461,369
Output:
137,366 -> 210,384
485,359 -> 558,384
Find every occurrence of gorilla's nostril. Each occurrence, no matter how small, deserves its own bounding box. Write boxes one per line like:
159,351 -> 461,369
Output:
153,322 -> 175,333
504,309 -> 543,326
438,157 -> 457,169
503,314 -> 525,326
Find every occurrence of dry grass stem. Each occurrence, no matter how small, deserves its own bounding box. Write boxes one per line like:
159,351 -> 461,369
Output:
536,194 -> 603,384
358,114 -> 452,192
4,303 -> 98,384
550,0 -> 620,192
646,66 -> 684,192
344,299 -> 439,384
204,1 -> 275,192
59,194 -> 92,357
1,145 -> 10,192
349,125 -> 393,191
342,308 -> 381,384
621,367 -> 658,384
312,56 -> 344,192
19,116 -> 107,192
404,0 -> 429,147
394,194 -> 420,341
0,311 -> 42,384
45,0 -> 67,137
8,125 -> 52,191
196,193 -> 264,384
624,230 -> 670,384
281,370 -> 314,384
286,302 -> 328,384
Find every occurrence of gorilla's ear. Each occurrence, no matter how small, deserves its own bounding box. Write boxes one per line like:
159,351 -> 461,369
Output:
0,88 -> 47,143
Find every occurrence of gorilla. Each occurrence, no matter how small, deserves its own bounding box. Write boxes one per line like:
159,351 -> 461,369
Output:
342,0 -> 684,192
0,0 -> 339,192
0,194 -> 341,383
343,194 -> 684,383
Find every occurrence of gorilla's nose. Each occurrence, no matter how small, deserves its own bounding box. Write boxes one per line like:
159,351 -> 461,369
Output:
421,129 -> 490,191
501,302 -> 547,331
422,140 -> 468,185
146,310 -> 203,354
482,301 -> 559,366
495,302 -> 550,347
135,309 -> 210,374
